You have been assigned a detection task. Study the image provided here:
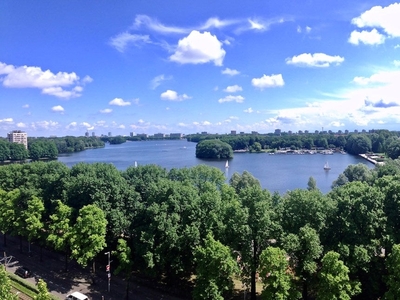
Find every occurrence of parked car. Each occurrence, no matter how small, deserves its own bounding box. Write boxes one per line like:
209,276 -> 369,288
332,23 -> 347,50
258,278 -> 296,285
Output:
15,266 -> 31,278
65,291 -> 89,300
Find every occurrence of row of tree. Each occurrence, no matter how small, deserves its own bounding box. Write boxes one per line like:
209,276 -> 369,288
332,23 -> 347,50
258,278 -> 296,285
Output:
187,130 -> 400,157
1,160 -> 400,299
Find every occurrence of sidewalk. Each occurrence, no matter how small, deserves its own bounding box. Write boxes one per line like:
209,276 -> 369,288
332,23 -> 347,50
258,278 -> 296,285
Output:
1,234 -> 186,300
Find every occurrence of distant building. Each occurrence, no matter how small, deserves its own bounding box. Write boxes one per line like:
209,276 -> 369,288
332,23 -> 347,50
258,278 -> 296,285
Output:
85,132 -> 89,137
170,133 -> 183,139
288,131 -> 292,135
108,132 -> 112,137
201,132 -> 208,135
274,129 -> 281,135
130,132 -> 134,137
345,130 -> 349,134
231,130 -> 237,135
136,133 -> 148,138
251,131 -> 259,135
154,133 -> 165,138
354,130 -> 358,133
338,130 -> 343,134
240,132 -> 245,135
298,130 -> 303,135
7,130 -> 28,149
92,132 -> 95,137
304,130 -> 309,134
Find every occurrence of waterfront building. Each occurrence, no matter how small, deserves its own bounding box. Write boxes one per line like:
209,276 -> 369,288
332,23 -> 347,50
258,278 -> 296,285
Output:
274,129 -> 281,135
170,133 -> 183,139
231,130 -> 236,135
7,130 -> 28,149
154,133 -> 165,138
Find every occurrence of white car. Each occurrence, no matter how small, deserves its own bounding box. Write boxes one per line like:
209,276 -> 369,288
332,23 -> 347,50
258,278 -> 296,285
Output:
65,291 -> 89,300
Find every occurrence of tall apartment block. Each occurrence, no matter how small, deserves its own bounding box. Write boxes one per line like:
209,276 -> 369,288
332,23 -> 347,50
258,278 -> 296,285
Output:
7,130 -> 28,149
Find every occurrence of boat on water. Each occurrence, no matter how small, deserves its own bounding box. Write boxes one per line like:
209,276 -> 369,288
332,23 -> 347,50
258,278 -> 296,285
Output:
225,160 -> 229,168
324,162 -> 331,170
134,161 -> 138,167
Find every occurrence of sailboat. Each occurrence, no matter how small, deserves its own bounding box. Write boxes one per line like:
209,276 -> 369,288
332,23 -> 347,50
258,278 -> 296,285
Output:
225,160 -> 229,169
324,162 -> 331,170
134,161 -> 138,168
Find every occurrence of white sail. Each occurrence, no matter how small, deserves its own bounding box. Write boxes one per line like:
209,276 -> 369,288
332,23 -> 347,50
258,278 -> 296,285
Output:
134,161 -> 138,168
324,162 -> 330,170
225,160 -> 229,168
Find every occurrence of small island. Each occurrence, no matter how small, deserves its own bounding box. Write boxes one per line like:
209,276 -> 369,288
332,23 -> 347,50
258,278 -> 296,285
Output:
195,139 -> 233,159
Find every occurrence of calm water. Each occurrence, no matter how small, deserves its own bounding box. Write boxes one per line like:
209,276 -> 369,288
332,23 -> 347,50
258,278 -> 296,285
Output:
58,140 -> 374,194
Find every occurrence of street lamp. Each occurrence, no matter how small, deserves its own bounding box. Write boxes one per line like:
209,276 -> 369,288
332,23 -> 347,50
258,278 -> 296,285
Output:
105,251 -> 111,292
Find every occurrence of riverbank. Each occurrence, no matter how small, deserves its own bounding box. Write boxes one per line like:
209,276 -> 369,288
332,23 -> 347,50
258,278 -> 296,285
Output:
359,154 -> 385,165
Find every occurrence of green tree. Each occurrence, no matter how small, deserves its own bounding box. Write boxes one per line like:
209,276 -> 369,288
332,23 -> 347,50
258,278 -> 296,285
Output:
229,171 -> 261,194
259,246 -> 298,300
0,265 -> 18,300
307,177 -> 317,191
317,251 -> 360,300
23,196 -> 45,255
238,186 -> 277,300
9,143 -> 28,160
70,204 -> 107,268
385,244 -> 400,300
47,200 -> 73,272
195,139 -> 233,159
386,139 -> 400,159
113,239 -> 134,299
193,233 -> 237,300
0,140 -> 10,161
34,279 -> 51,300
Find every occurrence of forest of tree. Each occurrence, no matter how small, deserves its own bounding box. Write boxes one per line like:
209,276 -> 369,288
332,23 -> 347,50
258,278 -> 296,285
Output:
2,158 -> 400,299
187,130 -> 400,157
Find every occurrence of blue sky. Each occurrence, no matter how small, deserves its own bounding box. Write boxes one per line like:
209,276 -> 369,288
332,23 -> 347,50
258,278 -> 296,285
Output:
1,0 -> 400,137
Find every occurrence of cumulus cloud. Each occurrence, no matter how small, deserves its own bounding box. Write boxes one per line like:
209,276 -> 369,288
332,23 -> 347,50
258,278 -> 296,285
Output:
218,95 -> 244,103
100,108 -> 113,114
0,62 -> 90,99
51,105 -> 64,113
150,74 -> 172,89
286,53 -> 345,67
109,33 -> 151,52
22,104 -> 29,108
244,107 -> 254,113
365,99 -> 399,108
169,31 -> 226,66
224,85 -> 242,93
353,70 -> 400,85
221,68 -> 240,76
31,120 -> 59,130
109,98 -> 131,106
348,29 -> 386,45
161,89 -> 190,101
0,118 -> 13,124
16,122 -> 27,128
66,122 -> 77,129
351,3 -> 400,37
251,74 -> 284,89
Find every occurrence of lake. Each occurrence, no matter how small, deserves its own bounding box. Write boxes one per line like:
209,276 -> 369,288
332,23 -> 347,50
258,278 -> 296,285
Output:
57,139 -> 374,194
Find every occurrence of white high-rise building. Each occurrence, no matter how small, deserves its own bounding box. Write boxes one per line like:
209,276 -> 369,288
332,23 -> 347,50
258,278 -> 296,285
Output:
7,130 -> 28,149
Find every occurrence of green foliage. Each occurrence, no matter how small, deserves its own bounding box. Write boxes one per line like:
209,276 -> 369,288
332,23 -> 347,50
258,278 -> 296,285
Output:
113,238 -> 134,278
259,246 -> 298,300
28,140 -> 58,160
0,265 -> 18,300
195,139 -> 233,159
34,279 -> 51,300
332,163 -> 373,188
317,251 -> 360,300
385,244 -> 400,299
386,139 -> 400,159
9,143 -> 28,160
345,134 -> 372,155
193,233 -> 237,300
108,136 -> 126,144
70,204 -> 108,267
0,140 -> 11,161
307,176 -> 317,191
229,171 -> 261,194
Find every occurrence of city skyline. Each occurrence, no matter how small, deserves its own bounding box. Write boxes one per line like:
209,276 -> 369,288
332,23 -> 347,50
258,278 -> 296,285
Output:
1,1 -> 400,137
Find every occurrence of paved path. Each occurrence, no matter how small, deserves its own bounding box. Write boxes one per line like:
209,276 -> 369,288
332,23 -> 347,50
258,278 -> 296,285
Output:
1,234 -> 187,300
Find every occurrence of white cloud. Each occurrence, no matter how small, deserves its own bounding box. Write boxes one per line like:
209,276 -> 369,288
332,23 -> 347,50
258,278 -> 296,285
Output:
222,68 -> 240,76
51,105 -> 64,113
348,29 -> 386,45
251,74 -> 284,89
16,122 -> 27,128
244,107 -> 254,113
0,118 -> 13,124
169,31 -> 226,66
22,104 -> 29,108
100,108 -> 113,114
0,62 -> 90,99
351,3 -> 400,37
66,122 -> 77,129
248,19 -> 266,30
353,70 -> 400,85
109,98 -> 131,106
31,120 -> 59,130
395,44 -> 400,49
150,74 -> 172,89
286,53 -> 345,67
109,32 -> 151,52
160,89 -> 190,101
200,17 -> 239,30
218,95 -> 245,103
394,60 -> 400,67
224,85 -> 242,93
133,15 -> 188,34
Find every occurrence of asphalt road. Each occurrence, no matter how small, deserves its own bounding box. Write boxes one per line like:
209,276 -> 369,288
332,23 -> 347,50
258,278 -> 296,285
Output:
1,234 -> 186,300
